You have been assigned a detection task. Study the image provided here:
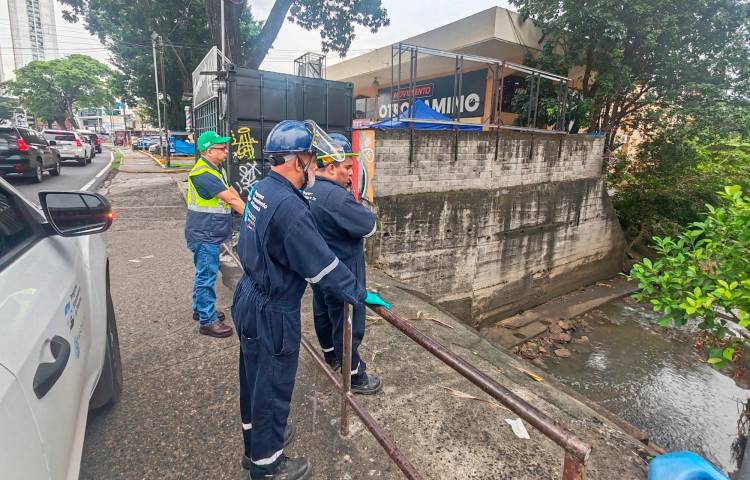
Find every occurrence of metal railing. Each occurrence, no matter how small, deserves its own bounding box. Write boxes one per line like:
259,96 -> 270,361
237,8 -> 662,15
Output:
302,302 -> 592,480
389,42 -> 572,132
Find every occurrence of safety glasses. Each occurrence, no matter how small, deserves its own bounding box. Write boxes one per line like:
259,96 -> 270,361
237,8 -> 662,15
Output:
316,151 -> 358,165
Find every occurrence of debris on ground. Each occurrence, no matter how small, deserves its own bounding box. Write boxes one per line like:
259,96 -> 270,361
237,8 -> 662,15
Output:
407,310 -> 454,329
504,418 -> 531,439
554,348 -> 572,358
511,312 -> 597,366
438,385 -> 511,413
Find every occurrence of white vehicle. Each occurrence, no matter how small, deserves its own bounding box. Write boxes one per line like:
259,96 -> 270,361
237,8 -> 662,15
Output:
0,178 -> 121,479
41,130 -> 93,166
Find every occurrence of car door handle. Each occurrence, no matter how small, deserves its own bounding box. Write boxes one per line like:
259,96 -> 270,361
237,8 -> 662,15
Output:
33,336 -> 71,399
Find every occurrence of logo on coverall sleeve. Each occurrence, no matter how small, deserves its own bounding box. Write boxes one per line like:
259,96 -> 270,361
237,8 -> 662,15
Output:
245,191 -> 268,231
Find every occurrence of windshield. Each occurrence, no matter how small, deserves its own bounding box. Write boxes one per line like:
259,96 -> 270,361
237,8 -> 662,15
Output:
0,130 -> 19,147
44,133 -> 76,142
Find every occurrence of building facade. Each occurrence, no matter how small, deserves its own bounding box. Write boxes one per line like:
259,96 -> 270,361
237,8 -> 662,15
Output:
75,104 -> 135,134
328,7 -> 582,129
2,0 -> 59,81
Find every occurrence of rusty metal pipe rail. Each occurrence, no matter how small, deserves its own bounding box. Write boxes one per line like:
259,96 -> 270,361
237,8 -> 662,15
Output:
300,335 -> 424,480
368,305 -> 592,474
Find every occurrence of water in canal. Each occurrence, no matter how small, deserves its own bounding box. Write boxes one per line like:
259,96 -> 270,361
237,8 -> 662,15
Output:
545,298 -> 749,473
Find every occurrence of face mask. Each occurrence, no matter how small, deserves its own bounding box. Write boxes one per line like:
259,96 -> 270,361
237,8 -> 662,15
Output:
306,168 -> 316,188
298,157 -> 316,189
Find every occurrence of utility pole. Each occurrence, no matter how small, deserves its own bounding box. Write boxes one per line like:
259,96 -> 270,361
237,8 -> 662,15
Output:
220,0 -> 226,67
158,35 -> 171,167
151,32 -> 163,154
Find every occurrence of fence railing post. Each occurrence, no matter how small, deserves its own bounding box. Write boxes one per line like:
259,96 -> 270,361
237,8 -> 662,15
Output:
340,303 -> 353,436
563,453 -> 586,480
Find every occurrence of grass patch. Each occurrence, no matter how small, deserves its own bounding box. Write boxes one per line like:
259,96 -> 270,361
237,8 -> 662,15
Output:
168,161 -> 195,168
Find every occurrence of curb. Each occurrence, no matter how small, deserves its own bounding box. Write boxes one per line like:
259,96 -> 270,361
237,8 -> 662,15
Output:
81,151 -> 114,192
140,150 -> 168,168
130,150 -> 191,173
140,150 -> 193,172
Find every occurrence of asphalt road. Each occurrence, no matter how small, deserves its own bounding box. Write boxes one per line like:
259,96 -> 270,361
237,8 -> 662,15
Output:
5,145 -> 113,204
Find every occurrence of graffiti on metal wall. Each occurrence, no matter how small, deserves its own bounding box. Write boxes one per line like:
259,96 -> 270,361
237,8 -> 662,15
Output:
231,127 -> 262,195
353,130 -> 376,203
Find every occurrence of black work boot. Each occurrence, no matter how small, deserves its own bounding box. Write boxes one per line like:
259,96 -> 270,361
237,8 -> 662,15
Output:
324,355 -> 341,371
249,456 -> 311,480
242,424 -> 297,470
351,373 -> 382,395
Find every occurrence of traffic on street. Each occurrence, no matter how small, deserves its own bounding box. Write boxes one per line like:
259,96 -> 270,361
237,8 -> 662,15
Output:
2,139 -> 113,204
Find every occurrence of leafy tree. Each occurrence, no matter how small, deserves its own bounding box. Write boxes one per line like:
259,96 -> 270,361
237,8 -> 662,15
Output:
629,185 -> 750,369
59,0 -> 240,129
0,96 -> 19,123
1,55 -> 114,128
61,1 -> 388,128
610,85 -> 750,244
205,0 -> 390,67
509,0 -> 750,145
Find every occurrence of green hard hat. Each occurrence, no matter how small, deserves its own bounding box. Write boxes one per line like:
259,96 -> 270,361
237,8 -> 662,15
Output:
197,130 -> 231,152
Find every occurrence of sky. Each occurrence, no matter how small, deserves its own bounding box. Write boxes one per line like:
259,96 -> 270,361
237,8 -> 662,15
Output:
0,0 -> 513,80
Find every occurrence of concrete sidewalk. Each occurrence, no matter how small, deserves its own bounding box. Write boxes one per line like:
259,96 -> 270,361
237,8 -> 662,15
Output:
117,148 -> 193,173
80,168 -> 650,479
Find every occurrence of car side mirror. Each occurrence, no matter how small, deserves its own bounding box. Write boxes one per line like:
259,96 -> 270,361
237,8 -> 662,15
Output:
48,140 -> 56,146
38,191 -> 114,237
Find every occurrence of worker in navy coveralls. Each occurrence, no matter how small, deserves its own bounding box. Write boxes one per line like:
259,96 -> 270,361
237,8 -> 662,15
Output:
231,120 -> 390,480
305,133 -> 381,394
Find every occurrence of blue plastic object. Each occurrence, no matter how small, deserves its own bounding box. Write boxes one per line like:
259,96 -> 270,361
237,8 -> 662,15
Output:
648,452 -> 728,480
364,291 -> 391,310
372,99 -> 482,131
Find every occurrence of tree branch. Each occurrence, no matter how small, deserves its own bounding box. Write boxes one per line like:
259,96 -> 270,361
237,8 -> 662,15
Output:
581,43 -> 595,94
163,36 -> 192,93
244,0 -> 294,68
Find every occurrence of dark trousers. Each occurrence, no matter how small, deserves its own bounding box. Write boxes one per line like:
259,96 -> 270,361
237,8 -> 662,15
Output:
312,285 -> 367,381
233,275 -> 300,476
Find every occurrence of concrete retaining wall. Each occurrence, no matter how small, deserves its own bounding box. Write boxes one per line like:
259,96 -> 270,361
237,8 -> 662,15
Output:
363,128 -> 626,327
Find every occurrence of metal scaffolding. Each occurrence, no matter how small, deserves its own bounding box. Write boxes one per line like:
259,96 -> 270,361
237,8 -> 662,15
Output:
389,43 -> 572,132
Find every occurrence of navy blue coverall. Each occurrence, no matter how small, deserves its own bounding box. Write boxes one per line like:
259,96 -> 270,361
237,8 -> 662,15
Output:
305,176 -> 377,382
232,171 -> 366,475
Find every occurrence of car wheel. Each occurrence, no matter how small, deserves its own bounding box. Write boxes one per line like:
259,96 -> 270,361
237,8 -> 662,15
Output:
49,157 -> 61,176
90,268 -> 123,410
30,162 -> 44,183
78,157 -> 87,166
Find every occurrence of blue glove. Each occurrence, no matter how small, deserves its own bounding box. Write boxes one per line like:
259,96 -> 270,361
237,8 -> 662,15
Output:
365,291 -> 391,310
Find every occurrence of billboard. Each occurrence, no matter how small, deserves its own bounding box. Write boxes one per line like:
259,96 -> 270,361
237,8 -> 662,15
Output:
377,69 -> 487,120
192,46 -> 220,108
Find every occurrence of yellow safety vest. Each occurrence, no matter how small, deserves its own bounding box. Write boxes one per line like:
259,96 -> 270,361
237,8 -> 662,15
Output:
186,157 -> 231,215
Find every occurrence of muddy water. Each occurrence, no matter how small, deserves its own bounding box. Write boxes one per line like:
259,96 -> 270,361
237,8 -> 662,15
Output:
545,299 -> 749,473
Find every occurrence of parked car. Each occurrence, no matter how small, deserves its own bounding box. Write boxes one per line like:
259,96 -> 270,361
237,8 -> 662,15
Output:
148,140 -> 175,155
133,136 -> 158,151
0,126 -> 62,183
76,133 -> 95,161
77,131 -> 102,155
42,130 -> 92,166
0,178 -> 121,479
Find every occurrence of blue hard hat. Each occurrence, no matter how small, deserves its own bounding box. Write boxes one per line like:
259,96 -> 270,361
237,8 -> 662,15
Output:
317,132 -> 357,167
264,120 -> 313,157
328,133 -> 353,154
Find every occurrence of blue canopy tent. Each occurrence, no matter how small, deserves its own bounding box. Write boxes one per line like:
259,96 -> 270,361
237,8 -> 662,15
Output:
372,99 -> 482,131
172,138 -> 196,155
